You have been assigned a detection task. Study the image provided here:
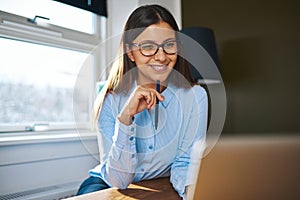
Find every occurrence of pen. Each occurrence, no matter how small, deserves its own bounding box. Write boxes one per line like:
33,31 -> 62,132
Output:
155,80 -> 160,130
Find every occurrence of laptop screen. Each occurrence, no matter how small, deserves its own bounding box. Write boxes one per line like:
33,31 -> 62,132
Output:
188,134 -> 300,200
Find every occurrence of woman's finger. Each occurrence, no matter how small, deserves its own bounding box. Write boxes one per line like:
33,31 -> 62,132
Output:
156,91 -> 164,102
149,89 -> 156,109
133,86 -> 164,112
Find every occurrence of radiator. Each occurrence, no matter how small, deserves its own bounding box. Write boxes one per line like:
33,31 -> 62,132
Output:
0,182 -> 79,200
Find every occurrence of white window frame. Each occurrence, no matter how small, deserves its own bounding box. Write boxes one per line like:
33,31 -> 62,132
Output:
0,10 -> 106,133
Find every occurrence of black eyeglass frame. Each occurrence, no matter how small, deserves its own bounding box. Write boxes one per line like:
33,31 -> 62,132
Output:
130,39 -> 180,57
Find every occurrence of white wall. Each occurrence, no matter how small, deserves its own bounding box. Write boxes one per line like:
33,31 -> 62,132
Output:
139,0 -> 182,28
0,133 -> 99,198
0,133 -> 99,195
107,0 -> 181,37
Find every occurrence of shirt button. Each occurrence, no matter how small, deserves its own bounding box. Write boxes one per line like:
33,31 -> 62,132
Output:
130,127 -> 135,132
131,154 -> 135,158
141,168 -> 145,172
129,136 -> 134,141
148,145 -> 153,150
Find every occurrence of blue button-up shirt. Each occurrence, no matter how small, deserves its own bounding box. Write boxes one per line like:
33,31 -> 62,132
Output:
90,82 -> 208,198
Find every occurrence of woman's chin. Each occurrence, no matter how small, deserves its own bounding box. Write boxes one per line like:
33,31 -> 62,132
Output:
152,74 -> 170,84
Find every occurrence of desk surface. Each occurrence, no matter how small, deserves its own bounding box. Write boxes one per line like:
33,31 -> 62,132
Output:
66,177 -> 181,200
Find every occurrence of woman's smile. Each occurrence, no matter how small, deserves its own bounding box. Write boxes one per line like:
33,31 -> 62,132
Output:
149,64 -> 169,73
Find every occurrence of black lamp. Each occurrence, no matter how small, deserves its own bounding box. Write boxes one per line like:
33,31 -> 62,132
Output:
180,27 -> 221,84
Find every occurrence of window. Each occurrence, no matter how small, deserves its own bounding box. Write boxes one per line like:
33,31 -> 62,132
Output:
0,0 -> 94,34
0,38 -> 88,131
0,1 -> 105,132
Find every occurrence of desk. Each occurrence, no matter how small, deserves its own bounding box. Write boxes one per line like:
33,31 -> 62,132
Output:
65,177 -> 181,200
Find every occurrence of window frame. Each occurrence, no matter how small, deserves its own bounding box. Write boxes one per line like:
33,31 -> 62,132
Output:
0,10 -> 105,133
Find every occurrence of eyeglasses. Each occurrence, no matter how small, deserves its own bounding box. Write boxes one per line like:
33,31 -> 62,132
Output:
131,39 -> 179,57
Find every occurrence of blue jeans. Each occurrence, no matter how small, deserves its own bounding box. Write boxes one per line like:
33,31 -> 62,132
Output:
76,176 -> 110,196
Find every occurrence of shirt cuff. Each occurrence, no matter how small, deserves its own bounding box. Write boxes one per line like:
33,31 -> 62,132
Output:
113,117 -> 136,150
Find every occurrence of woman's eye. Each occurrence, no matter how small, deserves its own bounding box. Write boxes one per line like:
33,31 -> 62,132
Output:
141,44 -> 156,50
165,42 -> 176,48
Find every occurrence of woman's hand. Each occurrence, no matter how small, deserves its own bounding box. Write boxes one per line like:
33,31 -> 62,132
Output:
118,85 -> 164,125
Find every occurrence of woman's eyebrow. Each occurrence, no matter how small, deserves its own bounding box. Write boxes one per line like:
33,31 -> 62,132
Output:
163,38 -> 177,42
136,38 -> 177,44
138,40 -> 157,43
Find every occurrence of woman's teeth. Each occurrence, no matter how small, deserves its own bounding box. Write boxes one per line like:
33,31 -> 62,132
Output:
151,65 -> 166,71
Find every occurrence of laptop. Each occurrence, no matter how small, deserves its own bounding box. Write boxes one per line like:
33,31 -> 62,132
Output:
188,134 -> 300,200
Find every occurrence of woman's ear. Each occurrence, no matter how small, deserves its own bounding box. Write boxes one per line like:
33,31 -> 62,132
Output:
125,44 -> 135,62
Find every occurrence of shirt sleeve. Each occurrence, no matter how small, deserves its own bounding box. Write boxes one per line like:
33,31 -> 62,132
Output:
170,86 -> 208,198
92,94 -> 138,189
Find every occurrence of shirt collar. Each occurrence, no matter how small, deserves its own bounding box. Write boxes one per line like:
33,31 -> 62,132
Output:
161,83 -> 175,108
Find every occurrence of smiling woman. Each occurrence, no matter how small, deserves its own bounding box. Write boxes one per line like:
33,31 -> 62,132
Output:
78,4 -> 208,200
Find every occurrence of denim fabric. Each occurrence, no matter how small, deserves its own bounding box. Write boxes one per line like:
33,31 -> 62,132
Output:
76,176 -> 110,196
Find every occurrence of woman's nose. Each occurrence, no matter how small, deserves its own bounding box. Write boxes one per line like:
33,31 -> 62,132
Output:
154,47 -> 167,61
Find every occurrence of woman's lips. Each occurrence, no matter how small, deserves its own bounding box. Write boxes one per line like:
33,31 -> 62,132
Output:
150,64 -> 168,73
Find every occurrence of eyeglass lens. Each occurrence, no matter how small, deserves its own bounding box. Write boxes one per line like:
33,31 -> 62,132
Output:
139,40 -> 178,56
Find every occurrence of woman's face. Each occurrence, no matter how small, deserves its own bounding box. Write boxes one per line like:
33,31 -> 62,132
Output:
127,22 -> 178,86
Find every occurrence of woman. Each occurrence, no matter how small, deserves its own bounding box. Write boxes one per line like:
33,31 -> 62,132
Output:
77,4 -> 208,199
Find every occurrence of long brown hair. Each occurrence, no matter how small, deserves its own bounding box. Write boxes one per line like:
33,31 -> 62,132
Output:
93,4 -> 195,127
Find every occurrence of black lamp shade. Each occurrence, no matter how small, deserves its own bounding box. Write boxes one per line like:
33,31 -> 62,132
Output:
180,27 -> 220,82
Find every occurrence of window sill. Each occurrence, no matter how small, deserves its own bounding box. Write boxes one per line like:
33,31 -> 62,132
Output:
0,129 -> 97,146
